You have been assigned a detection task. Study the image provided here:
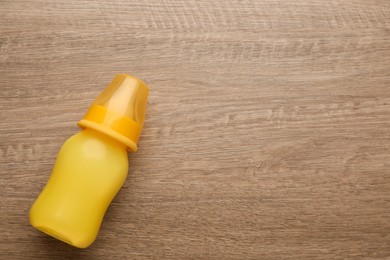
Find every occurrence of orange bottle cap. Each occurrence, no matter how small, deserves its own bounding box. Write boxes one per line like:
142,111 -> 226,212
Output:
78,74 -> 149,151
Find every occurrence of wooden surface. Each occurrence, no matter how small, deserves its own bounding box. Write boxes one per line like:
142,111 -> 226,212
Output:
1,0 -> 390,259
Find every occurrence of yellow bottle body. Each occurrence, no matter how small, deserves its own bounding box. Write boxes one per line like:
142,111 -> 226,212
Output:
30,129 -> 128,248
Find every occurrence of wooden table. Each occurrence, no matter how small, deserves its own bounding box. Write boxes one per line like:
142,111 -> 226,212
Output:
1,1 -> 389,259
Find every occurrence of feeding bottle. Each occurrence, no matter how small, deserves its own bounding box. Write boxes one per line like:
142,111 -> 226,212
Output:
30,74 -> 149,248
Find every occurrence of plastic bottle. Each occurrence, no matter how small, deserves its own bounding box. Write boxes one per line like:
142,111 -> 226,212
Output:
29,74 -> 149,248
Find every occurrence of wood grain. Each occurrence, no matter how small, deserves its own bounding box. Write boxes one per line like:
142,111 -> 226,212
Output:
1,0 -> 390,259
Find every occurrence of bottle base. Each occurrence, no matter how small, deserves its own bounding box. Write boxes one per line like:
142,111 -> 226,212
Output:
35,225 -> 73,245
31,221 -> 91,249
